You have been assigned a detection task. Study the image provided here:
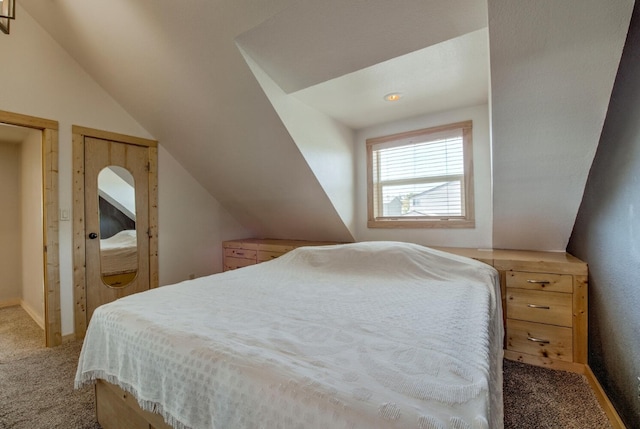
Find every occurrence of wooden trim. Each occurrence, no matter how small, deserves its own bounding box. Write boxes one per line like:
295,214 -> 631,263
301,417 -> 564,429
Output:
43,128 -> 62,347
367,219 -> 475,228
462,124 -> 475,223
366,120 -> 472,147
71,125 -> 157,148
148,146 -> 159,289
573,274 -> 588,363
72,132 -> 88,339
584,365 -> 627,429
72,126 -> 159,339
0,109 -> 58,130
0,110 -> 61,347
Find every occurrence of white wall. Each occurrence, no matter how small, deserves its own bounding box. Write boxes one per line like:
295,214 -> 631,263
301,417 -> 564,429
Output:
488,0 -> 633,251
0,143 -> 21,304
158,145 -> 250,286
354,104 -> 492,249
0,6 -> 245,335
239,47 -> 356,237
20,129 -> 45,327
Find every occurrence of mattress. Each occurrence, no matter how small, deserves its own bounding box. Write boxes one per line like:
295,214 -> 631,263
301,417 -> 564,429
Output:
76,241 -> 504,429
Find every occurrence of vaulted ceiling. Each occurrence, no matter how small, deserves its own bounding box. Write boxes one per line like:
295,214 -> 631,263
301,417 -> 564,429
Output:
19,0 -> 635,250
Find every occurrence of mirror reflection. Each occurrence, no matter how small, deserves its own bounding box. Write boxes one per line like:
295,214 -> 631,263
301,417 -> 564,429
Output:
98,166 -> 137,287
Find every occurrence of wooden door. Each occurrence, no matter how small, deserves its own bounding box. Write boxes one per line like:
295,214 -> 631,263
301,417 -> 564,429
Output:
85,137 -> 151,322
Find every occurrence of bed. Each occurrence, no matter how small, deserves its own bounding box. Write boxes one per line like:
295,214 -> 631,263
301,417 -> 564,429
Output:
99,229 -> 137,285
75,241 -> 504,429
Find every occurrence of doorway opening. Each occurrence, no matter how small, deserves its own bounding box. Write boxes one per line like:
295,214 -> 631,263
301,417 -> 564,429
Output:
0,110 -> 61,347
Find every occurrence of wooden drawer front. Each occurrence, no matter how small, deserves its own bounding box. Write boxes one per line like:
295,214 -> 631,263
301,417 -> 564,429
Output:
257,250 -> 287,262
506,271 -> 573,293
506,289 -> 572,327
223,256 -> 256,271
224,248 -> 257,260
507,319 -> 573,362
223,240 -> 257,250
258,243 -> 297,253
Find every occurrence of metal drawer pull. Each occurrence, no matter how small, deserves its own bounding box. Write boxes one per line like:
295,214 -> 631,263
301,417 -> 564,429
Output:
236,251 -> 245,256
527,336 -> 550,344
527,304 -> 550,309
527,279 -> 550,284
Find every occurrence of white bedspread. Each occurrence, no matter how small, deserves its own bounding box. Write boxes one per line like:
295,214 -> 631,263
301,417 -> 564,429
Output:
76,241 -> 504,429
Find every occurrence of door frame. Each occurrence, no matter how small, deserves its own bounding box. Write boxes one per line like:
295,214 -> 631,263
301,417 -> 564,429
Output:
0,110 -> 61,347
72,126 -> 158,339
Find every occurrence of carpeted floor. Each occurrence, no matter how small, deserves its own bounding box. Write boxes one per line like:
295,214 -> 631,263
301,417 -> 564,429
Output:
503,359 -> 612,428
0,306 -> 99,429
0,305 -> 613,428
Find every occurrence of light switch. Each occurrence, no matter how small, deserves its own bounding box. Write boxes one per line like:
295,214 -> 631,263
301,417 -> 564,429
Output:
60,209 -> 70,221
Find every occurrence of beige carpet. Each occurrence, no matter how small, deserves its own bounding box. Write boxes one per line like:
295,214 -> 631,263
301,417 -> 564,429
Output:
503,359 -> 612,428
0,305 -> 613,428
0,306 -> 99,429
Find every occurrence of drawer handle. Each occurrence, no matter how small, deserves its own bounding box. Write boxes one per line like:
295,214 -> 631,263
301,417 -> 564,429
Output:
236,251 -> 244,256
527,336 -> 550,344
527,304 -> 550,309
527,279 -> 550,285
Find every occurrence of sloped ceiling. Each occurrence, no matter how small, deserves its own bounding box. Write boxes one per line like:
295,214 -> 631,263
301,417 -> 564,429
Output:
19,0 -> 488,244
19,0 -> 634,250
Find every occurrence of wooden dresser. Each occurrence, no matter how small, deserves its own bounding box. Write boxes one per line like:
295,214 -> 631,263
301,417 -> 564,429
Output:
222,238 -> 340,271
437,247 -> 588,372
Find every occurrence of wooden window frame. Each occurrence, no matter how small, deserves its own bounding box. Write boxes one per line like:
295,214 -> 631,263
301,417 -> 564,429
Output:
366,120 -> 475,229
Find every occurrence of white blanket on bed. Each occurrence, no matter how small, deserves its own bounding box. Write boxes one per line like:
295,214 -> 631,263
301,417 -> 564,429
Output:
76,241 -> 503,429
100,229 -> 137,275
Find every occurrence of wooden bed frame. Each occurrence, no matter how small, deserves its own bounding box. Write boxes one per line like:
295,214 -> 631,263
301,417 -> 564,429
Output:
95,380 -> 172,429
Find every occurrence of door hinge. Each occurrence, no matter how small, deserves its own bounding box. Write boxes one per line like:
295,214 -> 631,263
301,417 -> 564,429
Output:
145,162 -> 150,172
44,245 -> 47,253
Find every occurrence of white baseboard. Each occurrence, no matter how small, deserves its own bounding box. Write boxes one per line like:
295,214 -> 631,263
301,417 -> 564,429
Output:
62,333 -> 76,343
0,299 -> 21,308
20,300 -> 45,330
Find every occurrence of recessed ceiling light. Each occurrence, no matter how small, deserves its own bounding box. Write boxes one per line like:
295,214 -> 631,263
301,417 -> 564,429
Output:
384,93 -> 402,102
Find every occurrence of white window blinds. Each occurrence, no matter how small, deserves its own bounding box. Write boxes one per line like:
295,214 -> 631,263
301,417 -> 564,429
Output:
367,121 -> 474,227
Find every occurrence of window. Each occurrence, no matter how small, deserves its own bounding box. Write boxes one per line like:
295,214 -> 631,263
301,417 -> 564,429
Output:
366,120 -> 474,228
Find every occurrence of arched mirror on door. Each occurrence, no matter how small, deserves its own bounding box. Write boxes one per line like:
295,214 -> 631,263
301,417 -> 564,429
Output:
97,166 -> 138,287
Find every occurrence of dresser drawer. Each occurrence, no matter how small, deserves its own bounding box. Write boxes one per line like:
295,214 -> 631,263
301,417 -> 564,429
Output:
506,288 -> 572,327
224,248 -> 257,260
257,250 -> 287,262
506,319 -> 573,362
258,243 -> 297,253
223,256 -> 256,271
506,271 -> 573,293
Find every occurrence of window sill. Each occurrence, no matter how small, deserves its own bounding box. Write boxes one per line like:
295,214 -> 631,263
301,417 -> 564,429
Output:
367,219 -> 475,229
